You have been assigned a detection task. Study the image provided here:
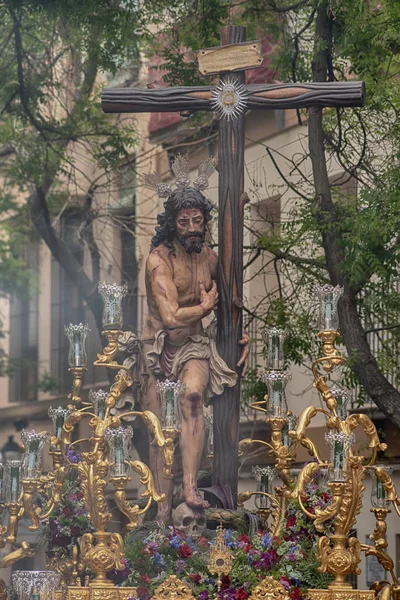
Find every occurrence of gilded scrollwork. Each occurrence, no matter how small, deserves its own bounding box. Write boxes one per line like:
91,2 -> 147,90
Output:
0,541 -> 35,568
21,480 -> 40,531
248,576 -> 289,600
68,367 -> 87,404
94,330 -> 122,368
334,458 -> 365,537
111,462 -> 166,530
153,575 -> 195,600
76,458 -> 111,532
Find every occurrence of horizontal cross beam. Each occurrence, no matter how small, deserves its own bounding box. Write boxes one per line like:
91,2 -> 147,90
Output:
102,81 -> 365,113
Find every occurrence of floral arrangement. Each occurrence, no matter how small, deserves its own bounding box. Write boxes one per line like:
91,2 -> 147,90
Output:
40,448 -> 93,566
40,453 -> 334,599
118,479 -> 334,600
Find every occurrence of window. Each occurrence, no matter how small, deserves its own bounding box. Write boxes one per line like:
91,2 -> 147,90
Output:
9,241 -> 39,403
113,160 -> 139,334
50,211 -> 85,395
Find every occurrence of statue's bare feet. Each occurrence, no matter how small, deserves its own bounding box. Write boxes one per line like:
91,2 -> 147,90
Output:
181,486 -> 209,509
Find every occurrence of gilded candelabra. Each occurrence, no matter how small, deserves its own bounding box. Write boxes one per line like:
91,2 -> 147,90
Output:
237,327 -> 298,535
57,283 -> 184,597
3,282 -> 185,600
359,467 -> 400,600
238,285 -> 400,600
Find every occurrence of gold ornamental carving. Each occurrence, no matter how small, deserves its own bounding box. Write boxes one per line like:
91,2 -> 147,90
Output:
307,590 -> 375,600
248,577 -> 290,600
153,575 -> 195,600
67,587 -> 138,600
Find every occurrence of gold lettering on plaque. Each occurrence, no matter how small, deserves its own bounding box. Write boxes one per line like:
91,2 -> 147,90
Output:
197,41 -> 263,76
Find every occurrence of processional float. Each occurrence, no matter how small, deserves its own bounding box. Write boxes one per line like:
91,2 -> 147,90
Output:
0,283 -> 399,600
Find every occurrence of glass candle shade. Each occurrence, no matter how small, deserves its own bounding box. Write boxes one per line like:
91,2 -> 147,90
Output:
88,389 -> 108,420
98,282 -> 128,330
12,571 -> 61,600
205,412 -> 214,457
261,371 -> 291,418
5,460 -> 21,503
326,431 -> 355,482
0,463 -> 5,503
330,384 -> 351,420
155,379 -> 185,430
48,407 -> 72,441
370,466 -> 393,508
281,414 -> 298,448
105,426 -> 133,477
20,431 -> 48,480
64,323 -> 89,367
314,284 -> 343,331
253,466 -> 276,509
263,327 -> 287,371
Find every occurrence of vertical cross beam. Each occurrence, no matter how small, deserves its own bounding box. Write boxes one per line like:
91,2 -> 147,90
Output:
214,25 -> 246,506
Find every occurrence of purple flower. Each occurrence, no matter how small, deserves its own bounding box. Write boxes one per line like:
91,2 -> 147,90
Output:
66,448 -> 81,464
217,588 -> 236,600
198,592 -> 209,600
279,578 -> 291,590
107,557 -> 131,584
285,551 -> 297,561
175,559 -> 187,573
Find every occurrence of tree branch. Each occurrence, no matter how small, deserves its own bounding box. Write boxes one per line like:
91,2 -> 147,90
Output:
28,185 -> 103,332
309,2 -> 400,429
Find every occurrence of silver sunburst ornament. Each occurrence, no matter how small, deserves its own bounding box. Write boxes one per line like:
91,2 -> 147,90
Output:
211,77 -> 249,120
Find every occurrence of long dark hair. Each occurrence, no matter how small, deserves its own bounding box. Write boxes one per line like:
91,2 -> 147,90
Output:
150,187 -> 214,251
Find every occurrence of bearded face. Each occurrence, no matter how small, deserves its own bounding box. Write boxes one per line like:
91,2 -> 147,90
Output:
175,208 -> 206,254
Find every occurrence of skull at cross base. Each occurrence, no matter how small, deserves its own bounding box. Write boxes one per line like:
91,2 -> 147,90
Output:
172,502 -> 206,539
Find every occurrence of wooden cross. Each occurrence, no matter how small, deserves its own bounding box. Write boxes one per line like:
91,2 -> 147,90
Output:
102,25 -> 364,507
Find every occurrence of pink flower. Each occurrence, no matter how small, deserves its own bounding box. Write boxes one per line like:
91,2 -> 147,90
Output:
279,577 -> 291,591
238,534 -> 250,543
197,537 -> 209,548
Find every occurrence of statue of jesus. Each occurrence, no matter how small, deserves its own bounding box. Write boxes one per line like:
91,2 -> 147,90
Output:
137,158 -> 250,522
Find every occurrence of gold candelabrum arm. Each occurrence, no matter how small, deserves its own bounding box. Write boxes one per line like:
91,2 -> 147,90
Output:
238,438 -> 273,457
370,466 -> 400,518
118,410 -> 179,480
360,508 -> 397,585
286,462 -> 337,530
237,490 -> 279,508
6,502 -> 24,544
344,414 -> 387,466
288,406 -> 327,463
94,330 -> 124,369
68,366 -> 87,405
111,460 -> 166,530
21,480 -> 41,532
311,330 -> 346,413
0,541 -> 35,569
39,454 -> 69,520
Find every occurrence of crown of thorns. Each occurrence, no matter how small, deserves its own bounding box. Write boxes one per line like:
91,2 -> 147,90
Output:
143,155 -> 215,198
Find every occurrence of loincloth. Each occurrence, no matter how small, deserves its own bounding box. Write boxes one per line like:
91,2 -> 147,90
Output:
146,330 -> 237,400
